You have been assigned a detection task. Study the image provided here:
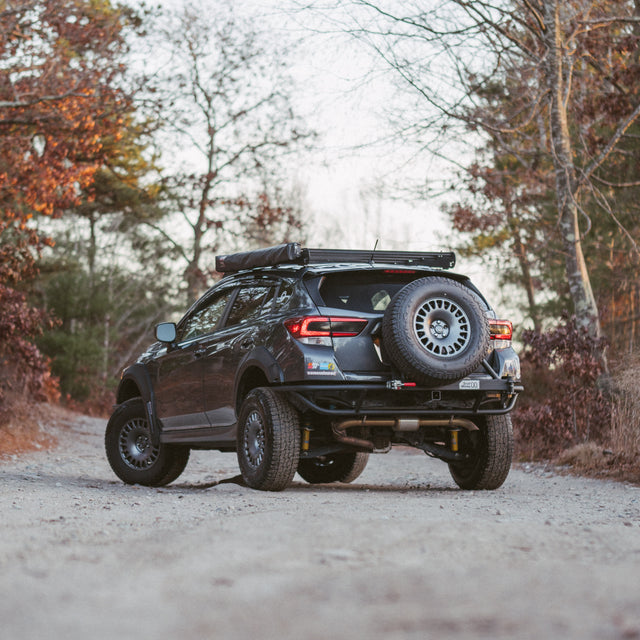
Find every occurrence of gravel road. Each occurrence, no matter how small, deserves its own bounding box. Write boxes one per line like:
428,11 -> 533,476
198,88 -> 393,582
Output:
1,413 -> 640,640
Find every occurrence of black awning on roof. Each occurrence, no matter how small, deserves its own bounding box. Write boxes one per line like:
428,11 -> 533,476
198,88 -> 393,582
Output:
215,243 -> 303,273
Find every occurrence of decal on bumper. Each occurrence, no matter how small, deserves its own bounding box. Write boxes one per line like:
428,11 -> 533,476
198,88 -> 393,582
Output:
305,360 -> 338,377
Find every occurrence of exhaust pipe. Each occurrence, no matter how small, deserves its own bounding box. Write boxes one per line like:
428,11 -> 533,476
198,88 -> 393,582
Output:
331,416 -> 478,451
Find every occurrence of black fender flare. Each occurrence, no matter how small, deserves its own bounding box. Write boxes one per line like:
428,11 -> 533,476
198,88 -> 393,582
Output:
234,347 -> 285,410
115,363 -> 161,447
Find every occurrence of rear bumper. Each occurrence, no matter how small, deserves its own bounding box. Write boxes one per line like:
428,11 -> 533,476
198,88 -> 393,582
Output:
273,374 -> 523,418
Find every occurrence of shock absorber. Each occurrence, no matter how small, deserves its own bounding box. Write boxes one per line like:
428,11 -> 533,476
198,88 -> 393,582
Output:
301,422 -> 313,452
449,428 -> 462,453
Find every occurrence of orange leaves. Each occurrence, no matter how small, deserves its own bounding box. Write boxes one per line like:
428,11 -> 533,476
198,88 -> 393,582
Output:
0,0 -> 139,401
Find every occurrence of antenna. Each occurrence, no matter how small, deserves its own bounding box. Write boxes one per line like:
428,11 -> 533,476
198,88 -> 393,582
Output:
369,238 -> 379,264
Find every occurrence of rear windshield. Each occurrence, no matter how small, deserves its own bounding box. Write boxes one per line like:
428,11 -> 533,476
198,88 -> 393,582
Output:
316,271 -> 426,313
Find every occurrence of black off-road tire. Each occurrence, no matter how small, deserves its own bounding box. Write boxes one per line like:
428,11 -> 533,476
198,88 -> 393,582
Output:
297,452 -> 369,484
237,388 -> 301,491
448,414 -> 513,490
105,398 -> 190,487
382,277 -> 490,386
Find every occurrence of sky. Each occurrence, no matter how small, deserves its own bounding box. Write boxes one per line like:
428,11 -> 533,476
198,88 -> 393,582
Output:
282,3 -> 456,252
150,0 -> 455,253
140,0 -> 504,309
238,1 -> 498,292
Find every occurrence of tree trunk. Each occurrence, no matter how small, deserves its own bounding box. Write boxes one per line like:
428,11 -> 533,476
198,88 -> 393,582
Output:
88,213 -> 97,290
543,1 -> 602,341
185,196 -> 207,306
634,0 -> 640,65
513,232 -> 541,333
184,255 -> 202,307
504,195 -> 540,332
103,313 -> 110,383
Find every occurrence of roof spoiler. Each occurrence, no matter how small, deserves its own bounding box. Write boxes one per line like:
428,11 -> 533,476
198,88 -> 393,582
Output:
215,243 -> 456,273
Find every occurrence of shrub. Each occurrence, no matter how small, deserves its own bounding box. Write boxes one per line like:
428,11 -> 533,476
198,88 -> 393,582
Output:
514,316 -> 611,460
0,286 -> 60,409
610,357 -> 640,464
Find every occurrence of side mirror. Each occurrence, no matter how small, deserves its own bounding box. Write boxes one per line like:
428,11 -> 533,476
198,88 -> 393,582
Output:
155,322 -> 177,343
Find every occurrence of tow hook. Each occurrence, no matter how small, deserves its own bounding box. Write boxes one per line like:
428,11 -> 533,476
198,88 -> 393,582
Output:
386,380 -> 417,390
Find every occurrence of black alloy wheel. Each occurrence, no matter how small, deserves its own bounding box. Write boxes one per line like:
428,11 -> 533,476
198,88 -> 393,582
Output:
105,398 -> 190,487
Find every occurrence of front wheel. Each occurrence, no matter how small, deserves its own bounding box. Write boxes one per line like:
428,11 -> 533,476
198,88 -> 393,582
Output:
237,388 -> 300,491
297,452 -> 369,484
448,414 -> 513,490
105,398 -> 190,487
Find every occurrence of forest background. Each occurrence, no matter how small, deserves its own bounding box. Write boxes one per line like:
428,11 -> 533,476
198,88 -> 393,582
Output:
1,0 -> 639,479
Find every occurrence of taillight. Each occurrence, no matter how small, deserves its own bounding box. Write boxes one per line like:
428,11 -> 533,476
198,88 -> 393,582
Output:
489,320 -> 513,349
330,318 -> 369,337
285,316 -> 367,345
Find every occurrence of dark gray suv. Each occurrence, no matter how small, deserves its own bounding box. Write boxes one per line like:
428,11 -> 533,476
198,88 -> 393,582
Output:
105,244 -> 522,491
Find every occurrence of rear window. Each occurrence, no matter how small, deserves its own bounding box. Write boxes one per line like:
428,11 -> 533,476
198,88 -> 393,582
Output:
317,271 -> 424,313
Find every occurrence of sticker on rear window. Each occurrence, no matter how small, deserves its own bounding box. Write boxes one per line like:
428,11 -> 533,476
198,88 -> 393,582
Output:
459,379 -> 480,390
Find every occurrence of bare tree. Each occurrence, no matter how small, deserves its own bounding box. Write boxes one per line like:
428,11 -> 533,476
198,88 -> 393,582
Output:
307,0 -> 640,348
147,1 -> 311,303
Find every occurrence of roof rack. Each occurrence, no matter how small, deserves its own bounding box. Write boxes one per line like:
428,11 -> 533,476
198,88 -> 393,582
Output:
215,243 -> 456,273
301,248 -> 456,269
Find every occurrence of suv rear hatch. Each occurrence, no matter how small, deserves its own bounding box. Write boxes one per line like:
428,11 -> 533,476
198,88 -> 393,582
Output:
304,269 -> 449,375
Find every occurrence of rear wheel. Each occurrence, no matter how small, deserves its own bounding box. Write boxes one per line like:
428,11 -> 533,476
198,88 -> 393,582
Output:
105,398 -> 190,487
237,388 -> 300,491
297,452 -> 369,484
448,414 -> 513,490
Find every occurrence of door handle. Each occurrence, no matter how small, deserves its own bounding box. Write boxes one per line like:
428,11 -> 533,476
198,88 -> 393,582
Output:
194,346 -> 207,358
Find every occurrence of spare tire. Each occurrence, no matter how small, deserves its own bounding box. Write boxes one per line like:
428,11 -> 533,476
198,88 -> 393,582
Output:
382,276 -> 489,386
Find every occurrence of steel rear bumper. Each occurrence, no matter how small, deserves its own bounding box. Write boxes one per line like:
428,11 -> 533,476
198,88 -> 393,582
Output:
272,375 -> 523,418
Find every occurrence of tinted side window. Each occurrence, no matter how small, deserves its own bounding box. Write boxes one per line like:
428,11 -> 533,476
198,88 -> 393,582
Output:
274,280 -> 296,312
225,285 -> 274,327
260,286 -> 277,314
180,289 -> 234,341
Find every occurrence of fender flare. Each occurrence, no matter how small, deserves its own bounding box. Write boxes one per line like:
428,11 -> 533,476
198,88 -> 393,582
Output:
115,363 -> 161,447
234,347 -> 285,409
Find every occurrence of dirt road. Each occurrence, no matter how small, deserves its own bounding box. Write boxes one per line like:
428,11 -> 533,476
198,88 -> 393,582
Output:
1,414 -> 640,640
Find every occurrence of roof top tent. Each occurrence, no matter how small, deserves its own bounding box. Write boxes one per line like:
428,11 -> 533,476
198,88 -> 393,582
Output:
215,243 -> 456,273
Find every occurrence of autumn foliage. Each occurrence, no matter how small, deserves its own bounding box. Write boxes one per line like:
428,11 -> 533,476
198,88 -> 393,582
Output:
443,2 -> 640,343
0,1 -> 138,405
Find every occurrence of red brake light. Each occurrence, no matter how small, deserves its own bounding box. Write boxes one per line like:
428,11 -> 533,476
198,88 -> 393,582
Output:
383,269 -> 417,274
490,320 -> 513,340
285,316 -> 367,339
330,318 -> 368,337
285,317 -> 331,337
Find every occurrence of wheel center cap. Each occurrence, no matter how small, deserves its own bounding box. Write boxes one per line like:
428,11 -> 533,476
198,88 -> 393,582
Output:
430,319 -> 450,339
